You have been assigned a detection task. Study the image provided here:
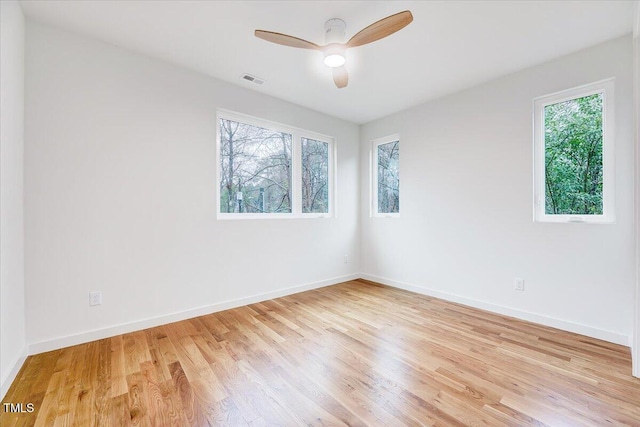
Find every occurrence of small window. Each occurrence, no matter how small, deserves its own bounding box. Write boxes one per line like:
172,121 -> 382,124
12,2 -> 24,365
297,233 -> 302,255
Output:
301,137 -> 329,214
372,135 -> 400,216
533,79 -> 614,223
217,111 -> 335,219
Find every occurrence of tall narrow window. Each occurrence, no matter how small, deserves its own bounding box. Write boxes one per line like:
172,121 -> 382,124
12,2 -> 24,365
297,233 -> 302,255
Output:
533,79 -> 614,223
217,110 -> 335,219
372,135 -> 400,216
301,137 -> 329,214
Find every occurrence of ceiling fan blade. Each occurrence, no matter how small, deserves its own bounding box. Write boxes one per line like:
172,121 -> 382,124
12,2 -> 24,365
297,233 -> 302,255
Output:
255,30 -> 321,50
333,66 -> 349,89
347,10 -> 413,48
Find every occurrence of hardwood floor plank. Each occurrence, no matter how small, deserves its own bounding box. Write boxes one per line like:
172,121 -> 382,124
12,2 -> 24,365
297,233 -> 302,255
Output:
107,393 -> 131,427
3,280 -> 640,426
207,350 -> 266,423
126,372 -> 152,427
168,361 -> 209,427
93,338 -> 113,426
51,346 -> 85,427
109,335 -> 128,398
271,364 -> 367,427
33,370 -> 64,427
232,359 -> 303,425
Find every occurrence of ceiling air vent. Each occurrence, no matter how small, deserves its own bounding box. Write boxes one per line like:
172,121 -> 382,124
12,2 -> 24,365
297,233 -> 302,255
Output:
241,73 -> 264,86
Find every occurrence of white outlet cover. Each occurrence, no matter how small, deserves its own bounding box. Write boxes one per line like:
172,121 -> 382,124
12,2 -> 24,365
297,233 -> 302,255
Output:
89,291 -> 102,306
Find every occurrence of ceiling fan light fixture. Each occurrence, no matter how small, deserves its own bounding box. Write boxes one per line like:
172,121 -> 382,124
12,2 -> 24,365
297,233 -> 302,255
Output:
324,53 -> 345,68
323,44 -> 346,68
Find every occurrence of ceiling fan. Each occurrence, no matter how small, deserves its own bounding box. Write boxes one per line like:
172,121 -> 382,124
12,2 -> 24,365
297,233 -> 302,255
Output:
255,10 -> 413,89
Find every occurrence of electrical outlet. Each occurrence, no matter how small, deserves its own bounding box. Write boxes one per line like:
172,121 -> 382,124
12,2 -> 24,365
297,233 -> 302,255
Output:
89,291 -> 102,306
344,254 -> 349,264
514,278 -> 525,291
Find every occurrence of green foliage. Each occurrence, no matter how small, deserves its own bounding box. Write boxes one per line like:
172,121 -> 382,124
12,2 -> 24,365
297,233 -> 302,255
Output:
544,93 -> 603,215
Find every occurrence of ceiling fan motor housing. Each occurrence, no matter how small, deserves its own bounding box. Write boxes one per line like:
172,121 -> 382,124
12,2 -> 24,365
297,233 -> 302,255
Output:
324,18 -> 346,44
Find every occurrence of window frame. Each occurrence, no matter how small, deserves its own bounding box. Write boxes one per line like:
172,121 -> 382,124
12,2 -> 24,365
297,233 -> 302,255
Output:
216,109 -> 335,220
533,79 -> 615,224
300,136 -> 333,216
371,134 -> 400,218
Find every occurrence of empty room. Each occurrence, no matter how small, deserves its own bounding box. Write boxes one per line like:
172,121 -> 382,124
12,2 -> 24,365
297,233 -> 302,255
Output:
2,0 -> 640,425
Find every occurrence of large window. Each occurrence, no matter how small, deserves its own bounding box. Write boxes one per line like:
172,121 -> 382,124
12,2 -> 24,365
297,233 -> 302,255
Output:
372,135 -> 400,217
217,111 -> 334,218
219,119 -> 292,214
533,79 -> 614,223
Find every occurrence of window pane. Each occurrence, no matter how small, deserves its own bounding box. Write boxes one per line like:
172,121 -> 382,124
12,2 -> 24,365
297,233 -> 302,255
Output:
544,93 -> 603,215
219,118 -> 292,213
301,138 -> 329,213
377,141 -> 400,213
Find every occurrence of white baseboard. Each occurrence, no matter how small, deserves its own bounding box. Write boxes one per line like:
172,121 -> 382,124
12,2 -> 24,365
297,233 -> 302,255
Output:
29,273 -> 360,355
360,273 -> 630,347
634,290 -> 639,377
1,347 -> 28,400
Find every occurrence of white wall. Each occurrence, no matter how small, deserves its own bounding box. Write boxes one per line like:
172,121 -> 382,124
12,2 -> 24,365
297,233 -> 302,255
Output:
361,36 -> 635,345
0,0 -> 26,398
24,21 -> 360,352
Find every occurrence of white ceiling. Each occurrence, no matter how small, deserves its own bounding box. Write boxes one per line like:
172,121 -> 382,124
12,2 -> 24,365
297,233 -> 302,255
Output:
18,1 -> 635,124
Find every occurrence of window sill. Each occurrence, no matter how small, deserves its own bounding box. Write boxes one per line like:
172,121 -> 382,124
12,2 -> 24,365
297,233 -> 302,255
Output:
371,214 -> 400,219
534,215 -> 616,224
217,214 -> 333,220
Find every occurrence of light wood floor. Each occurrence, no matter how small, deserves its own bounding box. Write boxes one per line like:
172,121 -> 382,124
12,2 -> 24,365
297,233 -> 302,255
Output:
3,279 -> 640,426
